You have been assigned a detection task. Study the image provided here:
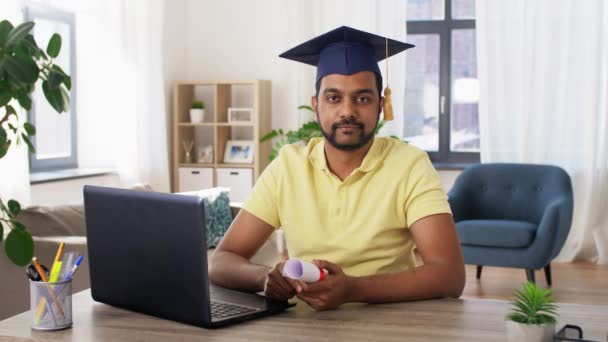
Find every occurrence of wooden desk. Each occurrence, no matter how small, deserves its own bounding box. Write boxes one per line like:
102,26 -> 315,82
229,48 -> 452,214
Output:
1,289 -> 606,342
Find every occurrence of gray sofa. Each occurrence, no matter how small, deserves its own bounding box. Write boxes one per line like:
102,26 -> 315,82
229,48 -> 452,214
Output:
1,203 -> 285,321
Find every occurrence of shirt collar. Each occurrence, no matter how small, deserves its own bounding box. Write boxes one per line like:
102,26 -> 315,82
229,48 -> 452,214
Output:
308,137 -> 384,173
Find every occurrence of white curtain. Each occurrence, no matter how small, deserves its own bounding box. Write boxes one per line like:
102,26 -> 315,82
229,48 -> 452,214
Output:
115,0 -> 170,192
283,0 -> 408,137
476,0 -> 608,263
76,0 -> 170,192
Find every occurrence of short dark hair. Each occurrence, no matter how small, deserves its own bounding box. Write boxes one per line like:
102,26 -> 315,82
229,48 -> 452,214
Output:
315,72 -> 383,99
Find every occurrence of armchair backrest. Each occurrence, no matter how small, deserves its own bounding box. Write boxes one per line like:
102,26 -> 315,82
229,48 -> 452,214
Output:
449,163 -> 573,224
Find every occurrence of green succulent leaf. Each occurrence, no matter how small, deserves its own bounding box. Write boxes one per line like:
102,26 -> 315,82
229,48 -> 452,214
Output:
24,122 -> 36,136
46,33 -> 61,58
506,281 -> 558,325
5,22 -> 34,48
0,20 -> 15,47
7,199 -> 21,216
5,226 -> 34,267
4,55 -> 39,84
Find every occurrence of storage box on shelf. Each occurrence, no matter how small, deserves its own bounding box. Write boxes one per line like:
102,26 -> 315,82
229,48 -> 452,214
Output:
172,80 -> 272,202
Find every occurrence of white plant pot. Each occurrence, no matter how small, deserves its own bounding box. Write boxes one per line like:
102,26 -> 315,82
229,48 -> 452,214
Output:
190,109 -> 205,123
505,320 -> 555,342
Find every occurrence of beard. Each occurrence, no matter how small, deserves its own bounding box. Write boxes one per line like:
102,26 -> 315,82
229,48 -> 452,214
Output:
318,115 -> 378,151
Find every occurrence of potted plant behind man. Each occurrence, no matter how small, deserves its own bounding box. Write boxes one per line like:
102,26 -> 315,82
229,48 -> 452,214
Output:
505,281 -> 558,342
190,100 -> 205,123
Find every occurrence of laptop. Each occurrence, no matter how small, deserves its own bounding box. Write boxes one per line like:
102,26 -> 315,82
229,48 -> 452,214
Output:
83,185 -> 294,328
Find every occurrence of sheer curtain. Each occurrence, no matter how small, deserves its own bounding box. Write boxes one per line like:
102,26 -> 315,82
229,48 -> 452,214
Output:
76,0 -> 170,192
476,0 -> 608,263
284,0 -> 408,137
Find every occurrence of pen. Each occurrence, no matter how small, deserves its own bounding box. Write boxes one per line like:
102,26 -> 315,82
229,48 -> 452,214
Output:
67,255 -> 84,280
32,257 -> 65,317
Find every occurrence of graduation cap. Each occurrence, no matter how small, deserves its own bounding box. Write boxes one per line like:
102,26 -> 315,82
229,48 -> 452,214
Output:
279,26 -> 414,120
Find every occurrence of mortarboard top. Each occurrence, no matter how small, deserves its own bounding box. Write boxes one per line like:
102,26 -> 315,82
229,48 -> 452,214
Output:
279,26 -> 414,84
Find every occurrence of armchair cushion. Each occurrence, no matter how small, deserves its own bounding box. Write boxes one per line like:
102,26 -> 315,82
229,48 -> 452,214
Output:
457,219 -> 537,248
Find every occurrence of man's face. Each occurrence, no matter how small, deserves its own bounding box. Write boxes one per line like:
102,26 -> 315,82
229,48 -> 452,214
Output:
312,71 -> 382,151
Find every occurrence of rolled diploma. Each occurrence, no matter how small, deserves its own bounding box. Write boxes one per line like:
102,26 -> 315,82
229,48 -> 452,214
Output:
282,258 -> 328,283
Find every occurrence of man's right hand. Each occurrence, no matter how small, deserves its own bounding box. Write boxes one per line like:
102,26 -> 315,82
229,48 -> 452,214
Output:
264,260 -> 298,301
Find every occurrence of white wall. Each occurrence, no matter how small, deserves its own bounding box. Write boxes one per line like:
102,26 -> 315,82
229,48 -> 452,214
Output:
178,0 -> 304,132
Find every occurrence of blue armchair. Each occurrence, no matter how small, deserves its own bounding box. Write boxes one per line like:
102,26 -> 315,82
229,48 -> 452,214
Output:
448,163 -> 573,285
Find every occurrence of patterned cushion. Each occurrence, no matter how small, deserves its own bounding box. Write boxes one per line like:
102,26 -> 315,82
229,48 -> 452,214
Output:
202,191 -> 233,247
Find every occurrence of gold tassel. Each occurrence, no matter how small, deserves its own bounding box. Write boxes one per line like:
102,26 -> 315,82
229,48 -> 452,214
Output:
382,37 -> 394,121
383,87 -> 394,121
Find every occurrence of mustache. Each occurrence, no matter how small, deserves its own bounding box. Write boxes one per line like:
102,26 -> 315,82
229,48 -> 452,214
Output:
331,119 -> 364,130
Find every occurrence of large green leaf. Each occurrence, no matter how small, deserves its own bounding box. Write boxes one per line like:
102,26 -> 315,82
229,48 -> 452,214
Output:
24,122 -> 36,136
0,81 -> 12,107
0,20 -> 14,47
47,69 -> 64,88
7,199 -> 21,216
51,65 -> 71,90
0,221 -> 3,242
46,33 -> 61,58
59,85 -> 70,111
0,137 -> 11,158
23,34 -> 45,60
42,80 -> 69,113
15,91 -> 32,110
21,133 -> 35,153
4,55 -> 39,84
5,227 -> 34,267
5,22 -> 35,48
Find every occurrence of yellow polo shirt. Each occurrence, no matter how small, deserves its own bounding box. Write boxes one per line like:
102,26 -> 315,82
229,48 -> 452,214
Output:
243,137 -> 451,277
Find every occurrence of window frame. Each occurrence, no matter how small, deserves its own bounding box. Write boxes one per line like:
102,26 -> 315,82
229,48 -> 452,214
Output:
407,0 -> 479,164
25,6 -> 78,172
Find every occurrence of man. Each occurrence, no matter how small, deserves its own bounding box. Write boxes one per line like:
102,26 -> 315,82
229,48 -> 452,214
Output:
210,26 -> 465,311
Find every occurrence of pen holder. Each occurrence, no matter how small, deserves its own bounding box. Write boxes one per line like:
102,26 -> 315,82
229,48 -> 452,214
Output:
29,279 -> 73,331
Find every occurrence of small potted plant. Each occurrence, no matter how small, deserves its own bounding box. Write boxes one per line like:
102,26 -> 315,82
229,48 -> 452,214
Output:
190,100 -> 205,122
505,281 -> 558,342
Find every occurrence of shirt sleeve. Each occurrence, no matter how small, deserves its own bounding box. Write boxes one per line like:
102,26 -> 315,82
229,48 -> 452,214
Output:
242,155 -> 282,229
404,152 -> 452,228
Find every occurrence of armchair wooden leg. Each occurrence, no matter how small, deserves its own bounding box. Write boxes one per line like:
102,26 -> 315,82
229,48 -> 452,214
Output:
476,265 -> 483,279
526,269 -> 536,284
544,264 -> 552,287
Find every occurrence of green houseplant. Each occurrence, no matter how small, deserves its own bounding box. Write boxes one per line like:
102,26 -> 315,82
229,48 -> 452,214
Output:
190,99 -> 205,122
0,19 -> 71,266
260,105 -> 392,161
505,282 -> 558,342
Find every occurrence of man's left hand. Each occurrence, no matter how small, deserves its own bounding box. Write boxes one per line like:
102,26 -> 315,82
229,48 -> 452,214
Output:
295,259 -> 352,310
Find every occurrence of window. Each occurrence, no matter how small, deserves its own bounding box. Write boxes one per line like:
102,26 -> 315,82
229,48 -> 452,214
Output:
25,7 -> 77,172
404,0 -> 479,164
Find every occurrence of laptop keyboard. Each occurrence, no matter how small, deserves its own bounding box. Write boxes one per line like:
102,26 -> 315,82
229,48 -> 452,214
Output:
211,301 -> 258,319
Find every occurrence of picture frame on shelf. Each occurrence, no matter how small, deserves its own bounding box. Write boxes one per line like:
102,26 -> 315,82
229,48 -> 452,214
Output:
197,145 -> 214,163
224,140 -> 254,164
227,107 -> 254,124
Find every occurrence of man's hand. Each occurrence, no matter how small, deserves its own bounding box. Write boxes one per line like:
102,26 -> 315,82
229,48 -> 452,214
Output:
294,259 -> 352,311
264,260 -> 297,301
